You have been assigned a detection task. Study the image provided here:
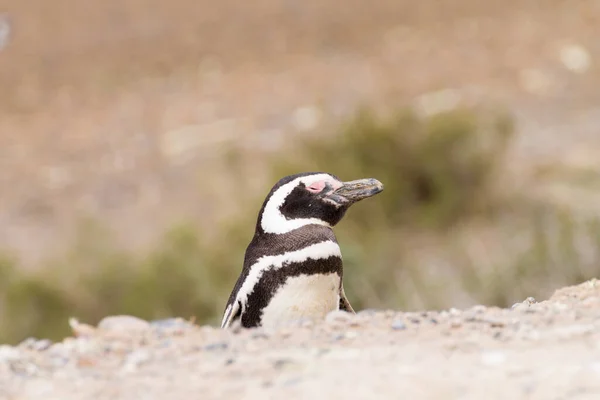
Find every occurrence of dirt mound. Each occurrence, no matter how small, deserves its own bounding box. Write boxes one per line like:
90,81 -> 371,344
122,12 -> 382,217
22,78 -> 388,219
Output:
1,279 -> 599,400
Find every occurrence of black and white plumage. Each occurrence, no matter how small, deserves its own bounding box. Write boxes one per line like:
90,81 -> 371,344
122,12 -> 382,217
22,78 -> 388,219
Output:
221,172 -> 384,330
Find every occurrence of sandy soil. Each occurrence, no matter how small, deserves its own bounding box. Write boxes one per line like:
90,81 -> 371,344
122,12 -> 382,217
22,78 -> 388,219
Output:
1,279 -> 599,400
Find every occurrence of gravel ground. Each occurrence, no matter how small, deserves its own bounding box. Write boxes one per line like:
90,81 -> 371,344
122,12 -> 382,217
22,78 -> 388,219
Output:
1,279 -> 599,400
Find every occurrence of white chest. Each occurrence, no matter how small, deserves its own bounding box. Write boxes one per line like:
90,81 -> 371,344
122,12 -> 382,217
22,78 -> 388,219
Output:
260,273 -> 341,328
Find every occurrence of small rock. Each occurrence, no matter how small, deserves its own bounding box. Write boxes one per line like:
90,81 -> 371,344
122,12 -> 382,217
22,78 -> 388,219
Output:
204,342 -> 228,352
326,310 -> 354,325
150,318 -> 195,330
48,355 -> 70,368
481,350 -> 506,367
33,339 -> 52,352
481,317 -> 506,328
449,308 -> 461,317
470,305 -> 487,314
98,315 -> 150,333
0,345 -> 21,363
332,331 -> 359,341
553,302 -> 569,312
69,318 -> 97,337
251,331 -> 270,340
391,320 -> 407,331
357,309 -> 377,317
300,319 -> 315,329
463,313 -> 477,322
10,360 -> 38,376
273,359 -> 295,369
344,331 -> 359,339
121,349 -> 151,373
511,298 -> 537,313
449,319 -> 462,329
20,338 -> 52,352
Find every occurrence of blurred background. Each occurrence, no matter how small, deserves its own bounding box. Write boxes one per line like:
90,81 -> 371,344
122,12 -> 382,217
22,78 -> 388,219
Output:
1,0 -> 600,344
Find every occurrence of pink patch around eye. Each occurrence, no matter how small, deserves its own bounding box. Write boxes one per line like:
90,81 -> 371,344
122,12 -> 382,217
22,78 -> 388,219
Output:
306,181 -> 326,193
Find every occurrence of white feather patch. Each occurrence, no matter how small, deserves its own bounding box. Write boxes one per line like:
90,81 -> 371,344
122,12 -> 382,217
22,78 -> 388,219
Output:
260,272 -> 341,328
261,173 -> 337,234
233,240 -> 342,320
221,303 -> 234,328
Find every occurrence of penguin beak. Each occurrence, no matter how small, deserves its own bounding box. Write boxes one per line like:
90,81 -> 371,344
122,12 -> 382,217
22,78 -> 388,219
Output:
326,178 -> 384,206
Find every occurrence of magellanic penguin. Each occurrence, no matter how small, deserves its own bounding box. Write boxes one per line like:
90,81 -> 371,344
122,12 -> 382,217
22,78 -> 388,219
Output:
221,172 -> 384,330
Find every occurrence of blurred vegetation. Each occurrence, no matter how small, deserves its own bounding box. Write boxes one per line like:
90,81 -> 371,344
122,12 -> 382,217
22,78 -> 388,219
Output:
1,105 -> 599,344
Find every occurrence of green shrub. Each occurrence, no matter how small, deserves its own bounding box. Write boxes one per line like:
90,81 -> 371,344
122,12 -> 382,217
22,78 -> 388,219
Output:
273,107 -> 513,231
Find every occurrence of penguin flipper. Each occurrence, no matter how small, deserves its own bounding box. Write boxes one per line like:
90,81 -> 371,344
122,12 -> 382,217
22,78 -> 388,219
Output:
221,300 -> 242,329
339,285 -> 355,314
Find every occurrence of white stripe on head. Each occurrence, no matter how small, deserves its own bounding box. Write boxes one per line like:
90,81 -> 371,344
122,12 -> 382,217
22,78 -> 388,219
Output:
235,240 -> 342,314
261,173 -> 339,234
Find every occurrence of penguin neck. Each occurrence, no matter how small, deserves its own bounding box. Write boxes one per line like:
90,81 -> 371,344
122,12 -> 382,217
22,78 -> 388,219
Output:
244,224 -> 340,268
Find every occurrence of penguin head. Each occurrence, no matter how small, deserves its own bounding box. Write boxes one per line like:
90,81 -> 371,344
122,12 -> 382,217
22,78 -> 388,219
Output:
256,172 -> 383,235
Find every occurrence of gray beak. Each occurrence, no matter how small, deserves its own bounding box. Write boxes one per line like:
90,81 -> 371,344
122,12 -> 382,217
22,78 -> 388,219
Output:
327,178 -> 384,205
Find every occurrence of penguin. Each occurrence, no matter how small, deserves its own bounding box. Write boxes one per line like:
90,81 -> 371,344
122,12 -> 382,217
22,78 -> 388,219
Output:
221,172 -> 384,330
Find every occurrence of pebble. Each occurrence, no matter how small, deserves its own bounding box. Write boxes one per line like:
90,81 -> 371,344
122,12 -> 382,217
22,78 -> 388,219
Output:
98,315 -> 150,333
344,331 -> 359,340
121,349 -> 151,373
480,350 -> 506,367
463,313 -> 477,322
150,318 -> 195,330
449,308 -> 462,317
251,331 -> 270,340
391,320 -> 407,331
332,331 -> 359,341
481,317 -> 506,328
357,309 -> 378,317
553,302 -> 569,311
449,319 -> 463,329
470,305 -> 487,314
0,345 -> 22,363
204,342 -> 228,352
326,310 -> 355,327
18,338 -> 52,351
69,318 -> 96,337
10,360 -> 39,376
